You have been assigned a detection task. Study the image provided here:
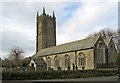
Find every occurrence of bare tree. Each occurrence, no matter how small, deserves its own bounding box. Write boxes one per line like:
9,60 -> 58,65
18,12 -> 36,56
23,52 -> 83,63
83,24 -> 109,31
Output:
87,28 -> 116,39
2,58 -> 14,68
8,47 -> 24,67
0,58 -> 1,67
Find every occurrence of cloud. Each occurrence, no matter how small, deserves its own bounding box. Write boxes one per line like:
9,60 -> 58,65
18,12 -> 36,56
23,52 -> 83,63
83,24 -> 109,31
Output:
0,51 -> 8,59
0,0 -> 119,2
1,2 -> 73,59
57,1 -> 118,45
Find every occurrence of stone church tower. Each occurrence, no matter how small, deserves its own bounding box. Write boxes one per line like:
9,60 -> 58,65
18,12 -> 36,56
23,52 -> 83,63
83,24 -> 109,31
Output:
36,7 -> 56,52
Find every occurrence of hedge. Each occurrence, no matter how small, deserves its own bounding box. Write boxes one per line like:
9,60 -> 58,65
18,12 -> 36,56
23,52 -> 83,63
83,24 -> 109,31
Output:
2,69 -> 117,80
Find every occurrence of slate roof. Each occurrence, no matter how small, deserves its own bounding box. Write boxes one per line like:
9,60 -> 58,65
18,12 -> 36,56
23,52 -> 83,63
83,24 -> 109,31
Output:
34,35 -> 100,57
32,57 -> 46,65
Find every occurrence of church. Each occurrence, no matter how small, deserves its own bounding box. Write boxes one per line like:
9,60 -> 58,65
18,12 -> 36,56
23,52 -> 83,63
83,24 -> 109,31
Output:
29,8 -> 117,71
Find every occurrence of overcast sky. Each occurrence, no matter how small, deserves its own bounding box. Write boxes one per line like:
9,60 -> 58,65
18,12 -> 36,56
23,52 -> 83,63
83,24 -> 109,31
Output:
0,0 -> 118,59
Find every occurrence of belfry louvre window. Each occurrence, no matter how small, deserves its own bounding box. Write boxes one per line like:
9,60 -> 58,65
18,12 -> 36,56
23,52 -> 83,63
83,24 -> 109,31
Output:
54,56 -> 60,67
78,53 -> 86,66
97,43 -> 106,63
64,54 -> 70,67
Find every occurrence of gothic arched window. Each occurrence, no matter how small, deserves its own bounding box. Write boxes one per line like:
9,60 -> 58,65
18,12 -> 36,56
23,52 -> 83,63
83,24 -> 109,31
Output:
64,54 -> 70,68
78,52 -> 86,66
47,57 -> 51,69
97,43 -> 106,63
54,56 -> 60,67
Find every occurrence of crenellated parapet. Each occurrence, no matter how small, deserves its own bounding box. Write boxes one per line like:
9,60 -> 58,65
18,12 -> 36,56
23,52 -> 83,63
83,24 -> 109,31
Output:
37,7 -> 56,19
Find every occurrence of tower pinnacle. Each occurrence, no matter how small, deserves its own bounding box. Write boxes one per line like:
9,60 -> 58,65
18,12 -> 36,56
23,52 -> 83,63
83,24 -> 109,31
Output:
43,7 -> 46,15
37,11 -> 39,17
53,11 -> 55,18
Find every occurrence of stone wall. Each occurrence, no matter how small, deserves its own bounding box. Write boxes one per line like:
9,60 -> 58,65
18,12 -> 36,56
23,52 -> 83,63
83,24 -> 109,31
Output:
42,48 -> 94,70
77,49 -> 94,70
